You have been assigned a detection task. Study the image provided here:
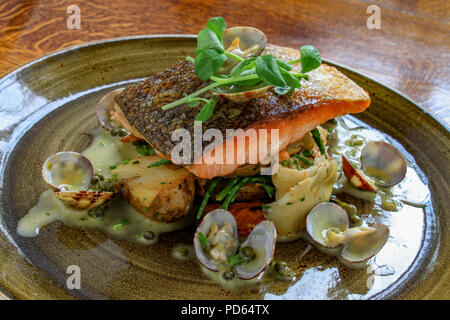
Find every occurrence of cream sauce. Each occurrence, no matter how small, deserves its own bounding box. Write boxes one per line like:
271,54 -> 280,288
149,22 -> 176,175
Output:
17,128 -> 194,242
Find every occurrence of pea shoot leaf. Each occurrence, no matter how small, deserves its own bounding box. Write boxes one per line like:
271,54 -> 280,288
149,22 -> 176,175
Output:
274,86 -> 293,96
300,45 -> 322,73
230,58 -> 257,78
276,59 -> 293,71
194,49 -> 227,81
196,96 -> 217,123
206,16 -> 226,42
255,55 -> 286,87
196,28 -> 224,54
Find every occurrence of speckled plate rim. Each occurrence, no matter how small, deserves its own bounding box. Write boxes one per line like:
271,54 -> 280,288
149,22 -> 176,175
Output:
0,35 -> 448,300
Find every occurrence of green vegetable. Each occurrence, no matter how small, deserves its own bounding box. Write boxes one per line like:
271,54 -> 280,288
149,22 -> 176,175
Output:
255,55 -> 286,87
122,159 -> 130,165
274,86 -> 294,96
299,45 -> 322,73
147,158 -> 171,167
109,165 -> 117,170
262,184 -> 275,198
198,231 -> 210,251
302,149 -> 313,157
296,155 -> 313,167
197,178 -> 223,219
195,49 -> 227,81
216,177 -> 240,201
195,96 -> 217,123
112,218 -> 130,231
136,144 -> 156,156
228,253 -> 247,268
281,159 -> 290,166
220,176 -> 271,210
311,128 -> 327,158
132,160 -> 140,164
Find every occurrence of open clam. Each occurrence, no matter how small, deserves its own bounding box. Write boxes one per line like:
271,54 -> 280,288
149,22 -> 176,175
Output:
222,26 -> 267,61
194,208 -> 277,280
306,202 -> 390,266
361,141 -> 407,187
96,88 -> 124,131
215,26 -> 271,102
340,223 -> 389,264
42,152 -> 115,210
306,202 -> 349,248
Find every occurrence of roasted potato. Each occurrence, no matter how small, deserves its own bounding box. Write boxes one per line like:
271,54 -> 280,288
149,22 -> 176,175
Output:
112,156 -> 195,223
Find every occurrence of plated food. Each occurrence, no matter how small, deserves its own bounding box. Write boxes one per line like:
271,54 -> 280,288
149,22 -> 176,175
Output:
15,17 -> 433,291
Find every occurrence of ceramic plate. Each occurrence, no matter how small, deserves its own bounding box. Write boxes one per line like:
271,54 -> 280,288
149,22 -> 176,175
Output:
0,36 -> 448,299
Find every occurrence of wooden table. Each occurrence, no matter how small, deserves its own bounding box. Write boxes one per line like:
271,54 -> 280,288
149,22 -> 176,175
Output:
0,0 -> 449,123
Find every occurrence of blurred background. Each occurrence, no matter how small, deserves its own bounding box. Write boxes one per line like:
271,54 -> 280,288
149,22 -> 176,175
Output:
0,0 -> 448,123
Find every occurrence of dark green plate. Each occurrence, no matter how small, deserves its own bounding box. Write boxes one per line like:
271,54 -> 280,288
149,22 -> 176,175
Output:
0,36 -> 448,299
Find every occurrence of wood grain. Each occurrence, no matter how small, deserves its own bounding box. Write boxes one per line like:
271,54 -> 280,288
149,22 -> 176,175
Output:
0,0 -> 449,124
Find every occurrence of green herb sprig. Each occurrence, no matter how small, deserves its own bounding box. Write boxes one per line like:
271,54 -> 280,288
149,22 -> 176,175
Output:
161,17 -> 322,123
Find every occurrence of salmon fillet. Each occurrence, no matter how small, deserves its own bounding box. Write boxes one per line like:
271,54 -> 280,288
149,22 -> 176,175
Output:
114,44 -> 371,179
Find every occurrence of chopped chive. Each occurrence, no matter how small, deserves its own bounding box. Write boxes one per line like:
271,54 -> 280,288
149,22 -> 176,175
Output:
311,128 -> 327,158
281,160 -> 290,167
262,184 -> 276,198
197,178 -> 223,219
297,155 -> 313,167
286,202 -> 293,205
216,177 -> 240,201
198,231 -> 209,251
112,217 -> 130,231
160,182 -> 166,185
300,196 -> 306,202
293,158 -> 301,170
45,212 -> 51,216
148,158 -> 170,167
122,159 -> 130,165
99,141 -> 106,147
109,165 -> 117,170
262,204 -> 271,210
132,160 -> 140,164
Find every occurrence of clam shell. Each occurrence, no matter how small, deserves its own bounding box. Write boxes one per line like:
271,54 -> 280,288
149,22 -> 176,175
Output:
223,27 -> 267,54
212,84 -> 273,102
341,223 -> 389,263
42,151 -> 93,192
306,202 -> 349,248
96,88 -> 124,131
236,220 -> 277,280
193,209 -> 239,272
361,141 -> 407,187
342,155 -> 377,192
42,151 -> 114,210
56,190 -> 114,210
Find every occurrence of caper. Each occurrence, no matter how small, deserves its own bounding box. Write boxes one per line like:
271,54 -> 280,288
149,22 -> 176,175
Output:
349,214 -> 363,227
175,247 -> 189,258
88,205 -> 106,218
90,176 -> 100,185
118,128 -> 128,137
222,270 -> 236,281
241,246 -> 256,260
94,173 -> 105,181
143,230 -> 155,241
273,261 -> 295,279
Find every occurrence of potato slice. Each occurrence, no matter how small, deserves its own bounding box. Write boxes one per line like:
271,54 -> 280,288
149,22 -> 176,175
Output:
112,156 -> 195,223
